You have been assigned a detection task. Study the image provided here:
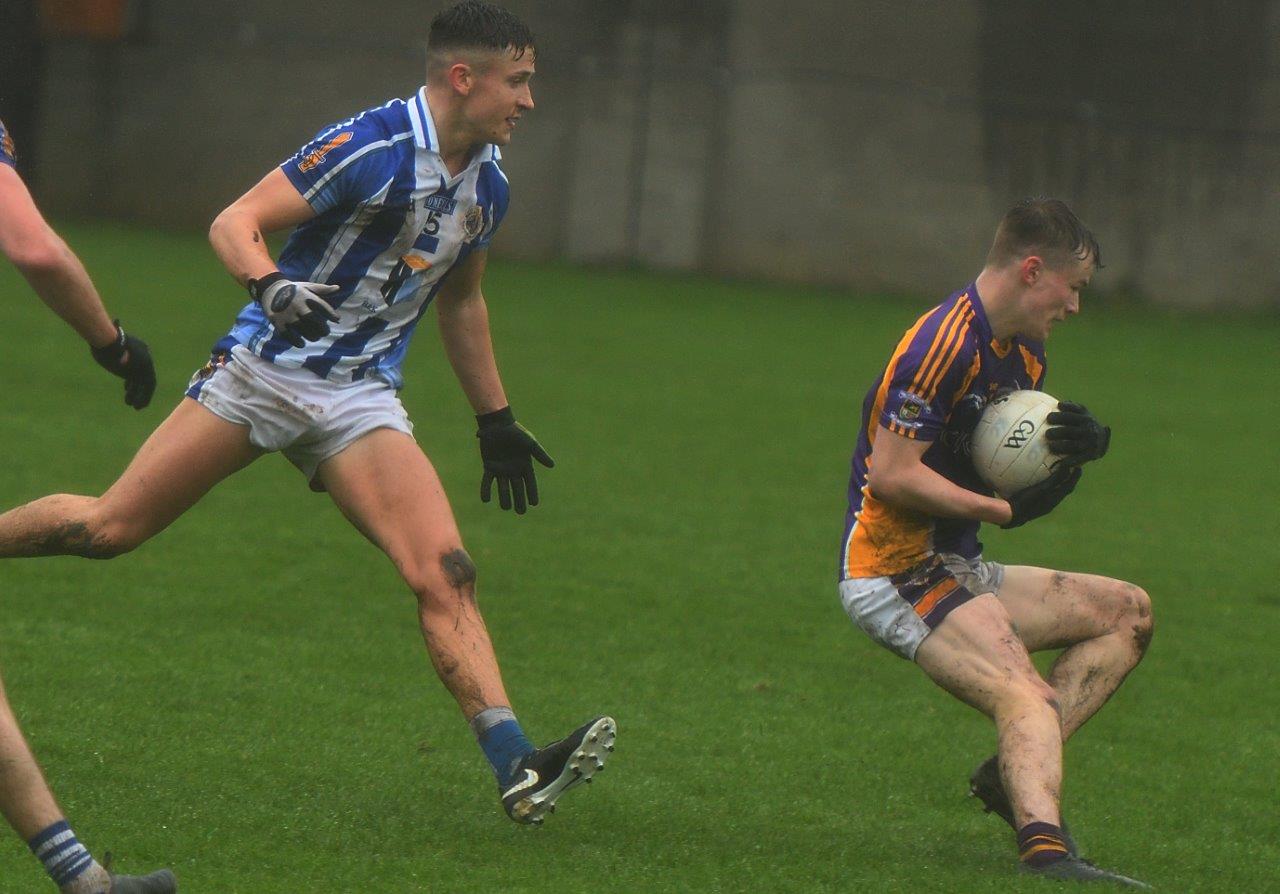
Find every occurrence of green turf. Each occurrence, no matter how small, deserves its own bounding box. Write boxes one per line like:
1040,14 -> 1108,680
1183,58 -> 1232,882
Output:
0,224 -> 1276,892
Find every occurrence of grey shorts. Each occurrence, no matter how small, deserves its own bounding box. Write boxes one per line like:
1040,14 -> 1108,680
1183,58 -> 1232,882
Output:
186,344 -> 414,486
838,553 -> 1005,661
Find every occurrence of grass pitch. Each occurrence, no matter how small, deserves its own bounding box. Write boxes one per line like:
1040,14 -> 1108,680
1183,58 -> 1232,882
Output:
0,224 -> 1277,892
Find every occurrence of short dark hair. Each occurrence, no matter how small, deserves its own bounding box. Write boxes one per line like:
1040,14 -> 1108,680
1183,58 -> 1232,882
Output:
427,1 -> 536,69
986,197 -> 1103,270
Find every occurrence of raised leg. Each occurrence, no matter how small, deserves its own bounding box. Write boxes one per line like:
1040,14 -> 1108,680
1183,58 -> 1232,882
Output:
0,398 -> 259,559
997,567 -> 1153,740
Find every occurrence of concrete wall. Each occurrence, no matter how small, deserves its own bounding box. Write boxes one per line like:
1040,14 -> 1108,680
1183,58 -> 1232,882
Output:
21,0 -> 1280,310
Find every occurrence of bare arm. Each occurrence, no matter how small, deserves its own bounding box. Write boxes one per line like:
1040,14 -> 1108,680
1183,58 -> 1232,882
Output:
208,167 -> 316,286
869,425 -> 1013,525
435,249 -> 509,414
0,164 -> 118,347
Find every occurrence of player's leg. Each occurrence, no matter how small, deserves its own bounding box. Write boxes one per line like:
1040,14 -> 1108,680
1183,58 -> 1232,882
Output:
0,677 -> 177,893
0,675 -> 61,840
0,398 -> 259,559
317,428 -> 509,716
914,593 -> 1066,832
316,428 -> 614,823
996,567 -> 1153,740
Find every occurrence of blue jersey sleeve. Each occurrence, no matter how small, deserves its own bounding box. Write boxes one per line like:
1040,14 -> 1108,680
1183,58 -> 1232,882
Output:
0,119 -> 16,167
280,116 -> 403,215
472,152 -> 510,250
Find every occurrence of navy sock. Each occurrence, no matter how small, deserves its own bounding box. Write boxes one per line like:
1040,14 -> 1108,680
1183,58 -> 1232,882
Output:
28,820 -> 95,888
1018,821 -> 1070,867
471,706 -> 535,786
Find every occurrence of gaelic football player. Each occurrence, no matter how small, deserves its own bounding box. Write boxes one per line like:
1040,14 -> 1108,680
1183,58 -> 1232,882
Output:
837,199 -> 1151,886
0,1 -> 613,827
0,119 -> 173,892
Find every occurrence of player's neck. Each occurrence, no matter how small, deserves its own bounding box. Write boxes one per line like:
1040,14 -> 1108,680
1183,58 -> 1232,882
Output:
424,86 -> 489,177
974,266 -> 1022,342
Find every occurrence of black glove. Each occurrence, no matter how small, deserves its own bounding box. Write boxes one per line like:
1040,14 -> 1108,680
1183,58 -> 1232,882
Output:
1045,401 -> 1111,466
90,320 -> 157,410
476,406 -> 555,514
1002,465 -> 1082,529
942,392 -> 984,456
248,272 -> 340,348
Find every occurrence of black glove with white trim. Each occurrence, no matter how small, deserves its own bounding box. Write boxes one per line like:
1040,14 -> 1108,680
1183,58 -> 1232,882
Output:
90,320 -> 156,410
248,272 -> 340,348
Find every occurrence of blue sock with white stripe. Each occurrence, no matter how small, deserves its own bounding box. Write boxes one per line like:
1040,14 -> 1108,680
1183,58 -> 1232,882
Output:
28,820 -> 104,891
470,706 -> 535,787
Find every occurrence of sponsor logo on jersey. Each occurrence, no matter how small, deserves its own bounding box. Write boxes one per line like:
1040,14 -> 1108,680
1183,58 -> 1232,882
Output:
298,131 -> 353,172
462,205 -> 485,241
425,194 -> 457,215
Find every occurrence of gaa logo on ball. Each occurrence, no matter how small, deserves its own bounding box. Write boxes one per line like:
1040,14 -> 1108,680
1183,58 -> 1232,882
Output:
971,391 -> 1059,496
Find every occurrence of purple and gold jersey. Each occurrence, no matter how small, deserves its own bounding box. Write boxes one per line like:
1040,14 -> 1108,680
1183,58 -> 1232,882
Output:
0,118 -> 16,167
838,284 -> 1047,580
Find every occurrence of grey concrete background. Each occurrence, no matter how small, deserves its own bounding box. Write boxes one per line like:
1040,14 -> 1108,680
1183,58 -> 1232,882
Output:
12,0 -> 1280,309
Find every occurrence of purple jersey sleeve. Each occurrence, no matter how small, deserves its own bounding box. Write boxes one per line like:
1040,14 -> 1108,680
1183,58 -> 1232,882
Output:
879,299 -> 980,441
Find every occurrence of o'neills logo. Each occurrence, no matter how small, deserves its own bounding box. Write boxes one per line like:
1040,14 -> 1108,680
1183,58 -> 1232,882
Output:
298,131 -> 353,172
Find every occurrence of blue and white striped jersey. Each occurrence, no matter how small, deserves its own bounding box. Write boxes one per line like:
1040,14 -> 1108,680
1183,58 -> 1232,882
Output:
0,118 -> 16,167
214,88 -> 509,389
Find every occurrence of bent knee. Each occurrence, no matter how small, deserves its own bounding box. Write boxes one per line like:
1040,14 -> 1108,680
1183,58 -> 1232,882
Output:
82,515 -> 147,559
999,676 -> 1061,719
1121,583 -> 1154,653
440,548 -> 477,588
408,547 -> 478,608
40,502 -> 145,559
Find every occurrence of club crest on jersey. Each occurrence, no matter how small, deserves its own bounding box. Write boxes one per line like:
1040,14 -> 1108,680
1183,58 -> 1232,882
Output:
298,131 -> 353,172
462,205 -> 485,241
899,395 -> 925,420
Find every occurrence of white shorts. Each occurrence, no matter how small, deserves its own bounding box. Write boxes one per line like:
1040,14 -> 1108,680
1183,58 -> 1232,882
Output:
186,344 -> 413,487
838,553 -> 1005,661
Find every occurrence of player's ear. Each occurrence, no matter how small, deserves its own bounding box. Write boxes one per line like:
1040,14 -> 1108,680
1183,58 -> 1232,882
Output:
1020,255 -> 1044,285
448,61 -> 474,95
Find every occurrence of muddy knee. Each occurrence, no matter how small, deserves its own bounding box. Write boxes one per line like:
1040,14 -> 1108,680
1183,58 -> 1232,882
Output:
440,548 -> 477,588
1124,584 -> 1154,653
412,548 -> 478,611
42,508 -> 141,559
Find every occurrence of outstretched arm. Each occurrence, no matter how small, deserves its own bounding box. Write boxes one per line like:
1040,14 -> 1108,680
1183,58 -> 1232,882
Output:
0,164 -> 157,408
0,164 -> 117,348
436,249 -> 553,514
434,248 -> 508,414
